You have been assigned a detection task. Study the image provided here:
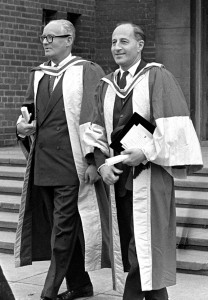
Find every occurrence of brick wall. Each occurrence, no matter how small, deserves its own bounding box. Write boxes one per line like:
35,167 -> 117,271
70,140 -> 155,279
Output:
95,0 -> 156,73
0,0 -> 96,146
0,0 -> 156,146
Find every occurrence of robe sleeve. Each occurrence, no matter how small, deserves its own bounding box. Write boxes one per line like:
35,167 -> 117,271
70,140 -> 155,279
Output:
141,67 -> 203,176
79,62 -> 107,157
82,80 -> 110,158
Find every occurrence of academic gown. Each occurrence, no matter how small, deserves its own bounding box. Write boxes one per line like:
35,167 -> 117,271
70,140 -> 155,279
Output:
14,58 -> 110,274
83,63 -> 203,293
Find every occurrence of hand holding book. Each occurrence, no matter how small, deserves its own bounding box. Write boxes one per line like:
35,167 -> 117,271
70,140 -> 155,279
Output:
106,113 -> 155,166
110,112 -> 155,153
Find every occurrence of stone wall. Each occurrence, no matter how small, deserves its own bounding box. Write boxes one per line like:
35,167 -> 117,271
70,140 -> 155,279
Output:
155,0 -> 191,106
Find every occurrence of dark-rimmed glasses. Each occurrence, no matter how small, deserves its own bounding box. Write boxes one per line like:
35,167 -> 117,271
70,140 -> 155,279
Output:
39,34 -> 71,44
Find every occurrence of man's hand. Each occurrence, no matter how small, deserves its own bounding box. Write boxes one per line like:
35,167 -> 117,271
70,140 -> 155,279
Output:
84,164 -> 100,185
17,116 -> 36,136
121,148 -> 146,166
99,164 -> 123,185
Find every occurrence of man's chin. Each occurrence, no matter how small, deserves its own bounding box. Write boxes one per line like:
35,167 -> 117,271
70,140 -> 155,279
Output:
44,51 -> 52,58
115,59 -> 126,68
114,57 -> 125,65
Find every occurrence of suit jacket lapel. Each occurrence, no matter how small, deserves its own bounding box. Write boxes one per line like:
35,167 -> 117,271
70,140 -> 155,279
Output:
39,75 -> 64,127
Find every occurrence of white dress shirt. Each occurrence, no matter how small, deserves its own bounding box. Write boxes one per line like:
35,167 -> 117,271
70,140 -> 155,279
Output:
51,53 -> 72,90
119,59 -> 141,87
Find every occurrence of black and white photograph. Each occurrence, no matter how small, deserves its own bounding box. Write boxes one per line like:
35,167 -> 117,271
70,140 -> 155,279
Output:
0,1 -> 208,299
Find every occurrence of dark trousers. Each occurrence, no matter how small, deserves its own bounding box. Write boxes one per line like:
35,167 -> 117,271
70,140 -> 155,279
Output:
115,190 -> 168,300
115,190 -> 132,271
39,185 -> 91,299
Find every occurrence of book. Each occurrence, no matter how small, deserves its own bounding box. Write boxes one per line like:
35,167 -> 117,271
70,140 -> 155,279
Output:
19,103 -> 35,144
21,103 -> 34,124
110,112 -> 155,153
21,107 -> 30,123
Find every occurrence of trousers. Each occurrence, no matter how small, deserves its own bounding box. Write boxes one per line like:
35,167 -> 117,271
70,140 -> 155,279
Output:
115,190 -> 168,300
123,233 -> 168,300
39,185 -> 91,299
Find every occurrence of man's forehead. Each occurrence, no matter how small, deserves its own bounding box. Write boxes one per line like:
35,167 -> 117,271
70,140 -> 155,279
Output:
43,22 -> 63,34
112,24 -> 134,39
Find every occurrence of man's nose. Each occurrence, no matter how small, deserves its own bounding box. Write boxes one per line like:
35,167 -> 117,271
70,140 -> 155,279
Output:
114,42 -> 122,50
42,37 -> 49,45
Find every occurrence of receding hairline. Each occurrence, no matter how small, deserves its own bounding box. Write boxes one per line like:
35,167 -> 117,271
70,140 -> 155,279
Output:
114,22 -> 146,42
46,19 -> 76,42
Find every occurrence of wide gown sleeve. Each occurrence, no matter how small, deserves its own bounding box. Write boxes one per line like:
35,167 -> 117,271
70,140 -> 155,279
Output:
141,67 -> 203,175
82,79 -> 110,158
79,62 -> 108,157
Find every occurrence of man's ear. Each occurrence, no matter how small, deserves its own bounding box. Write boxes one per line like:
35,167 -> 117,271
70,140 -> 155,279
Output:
66,36 -> 73,48
137,40 -> 144,52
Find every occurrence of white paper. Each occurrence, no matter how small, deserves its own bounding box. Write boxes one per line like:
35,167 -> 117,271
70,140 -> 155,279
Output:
120,124 -> 153,150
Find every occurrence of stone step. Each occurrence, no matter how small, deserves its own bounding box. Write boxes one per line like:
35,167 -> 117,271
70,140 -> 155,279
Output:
0,147 -> 26,166
0,179 -> 23,194
1,193 -> 207,213
175,190 -> 208,207
0,194 -> 20,212
1,187 -> 207,213
0,211 -> 18,230
0,157 -> 26,166
1,229 -> 208,264
0,231 -> 15,253
174,176 -> 208,190
176,207 -> 208,226
176,226 -> 208,247
176,249 -> 208,275
195,167 -> 208,176
1,227 -> 207,256
0,236 -> 207,267
0,165 -> 25,179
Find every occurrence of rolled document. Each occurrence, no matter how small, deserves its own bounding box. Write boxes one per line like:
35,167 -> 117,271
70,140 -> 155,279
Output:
21,107 -> 30,123
105,154 -> 129,166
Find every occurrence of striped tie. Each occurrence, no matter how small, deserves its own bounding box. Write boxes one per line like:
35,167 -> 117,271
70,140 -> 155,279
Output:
48,64 -> 58,96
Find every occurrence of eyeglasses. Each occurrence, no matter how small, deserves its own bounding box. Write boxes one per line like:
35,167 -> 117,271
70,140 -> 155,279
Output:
39,34 -> 71,44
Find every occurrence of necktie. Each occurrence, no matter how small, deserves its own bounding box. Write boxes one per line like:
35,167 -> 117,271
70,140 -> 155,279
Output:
48,76 -> 56,95
118,71 -> 128,89
48,64 -> 58,96
118,71 -> 128,108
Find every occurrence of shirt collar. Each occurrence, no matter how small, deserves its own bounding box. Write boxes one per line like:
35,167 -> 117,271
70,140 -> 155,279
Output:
119,59 -> 141,77
51,53 -> 72,67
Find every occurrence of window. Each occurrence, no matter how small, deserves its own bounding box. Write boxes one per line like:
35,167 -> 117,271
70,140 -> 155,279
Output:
67,12 -> 81,26
42,9 -> 57,27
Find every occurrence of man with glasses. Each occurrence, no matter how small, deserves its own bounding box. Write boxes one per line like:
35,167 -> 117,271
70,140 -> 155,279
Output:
84,22 -> 203,300
15,19 -> 109,300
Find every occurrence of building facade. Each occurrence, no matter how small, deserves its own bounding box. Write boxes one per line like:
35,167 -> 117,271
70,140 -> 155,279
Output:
0,0 -> 207,148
